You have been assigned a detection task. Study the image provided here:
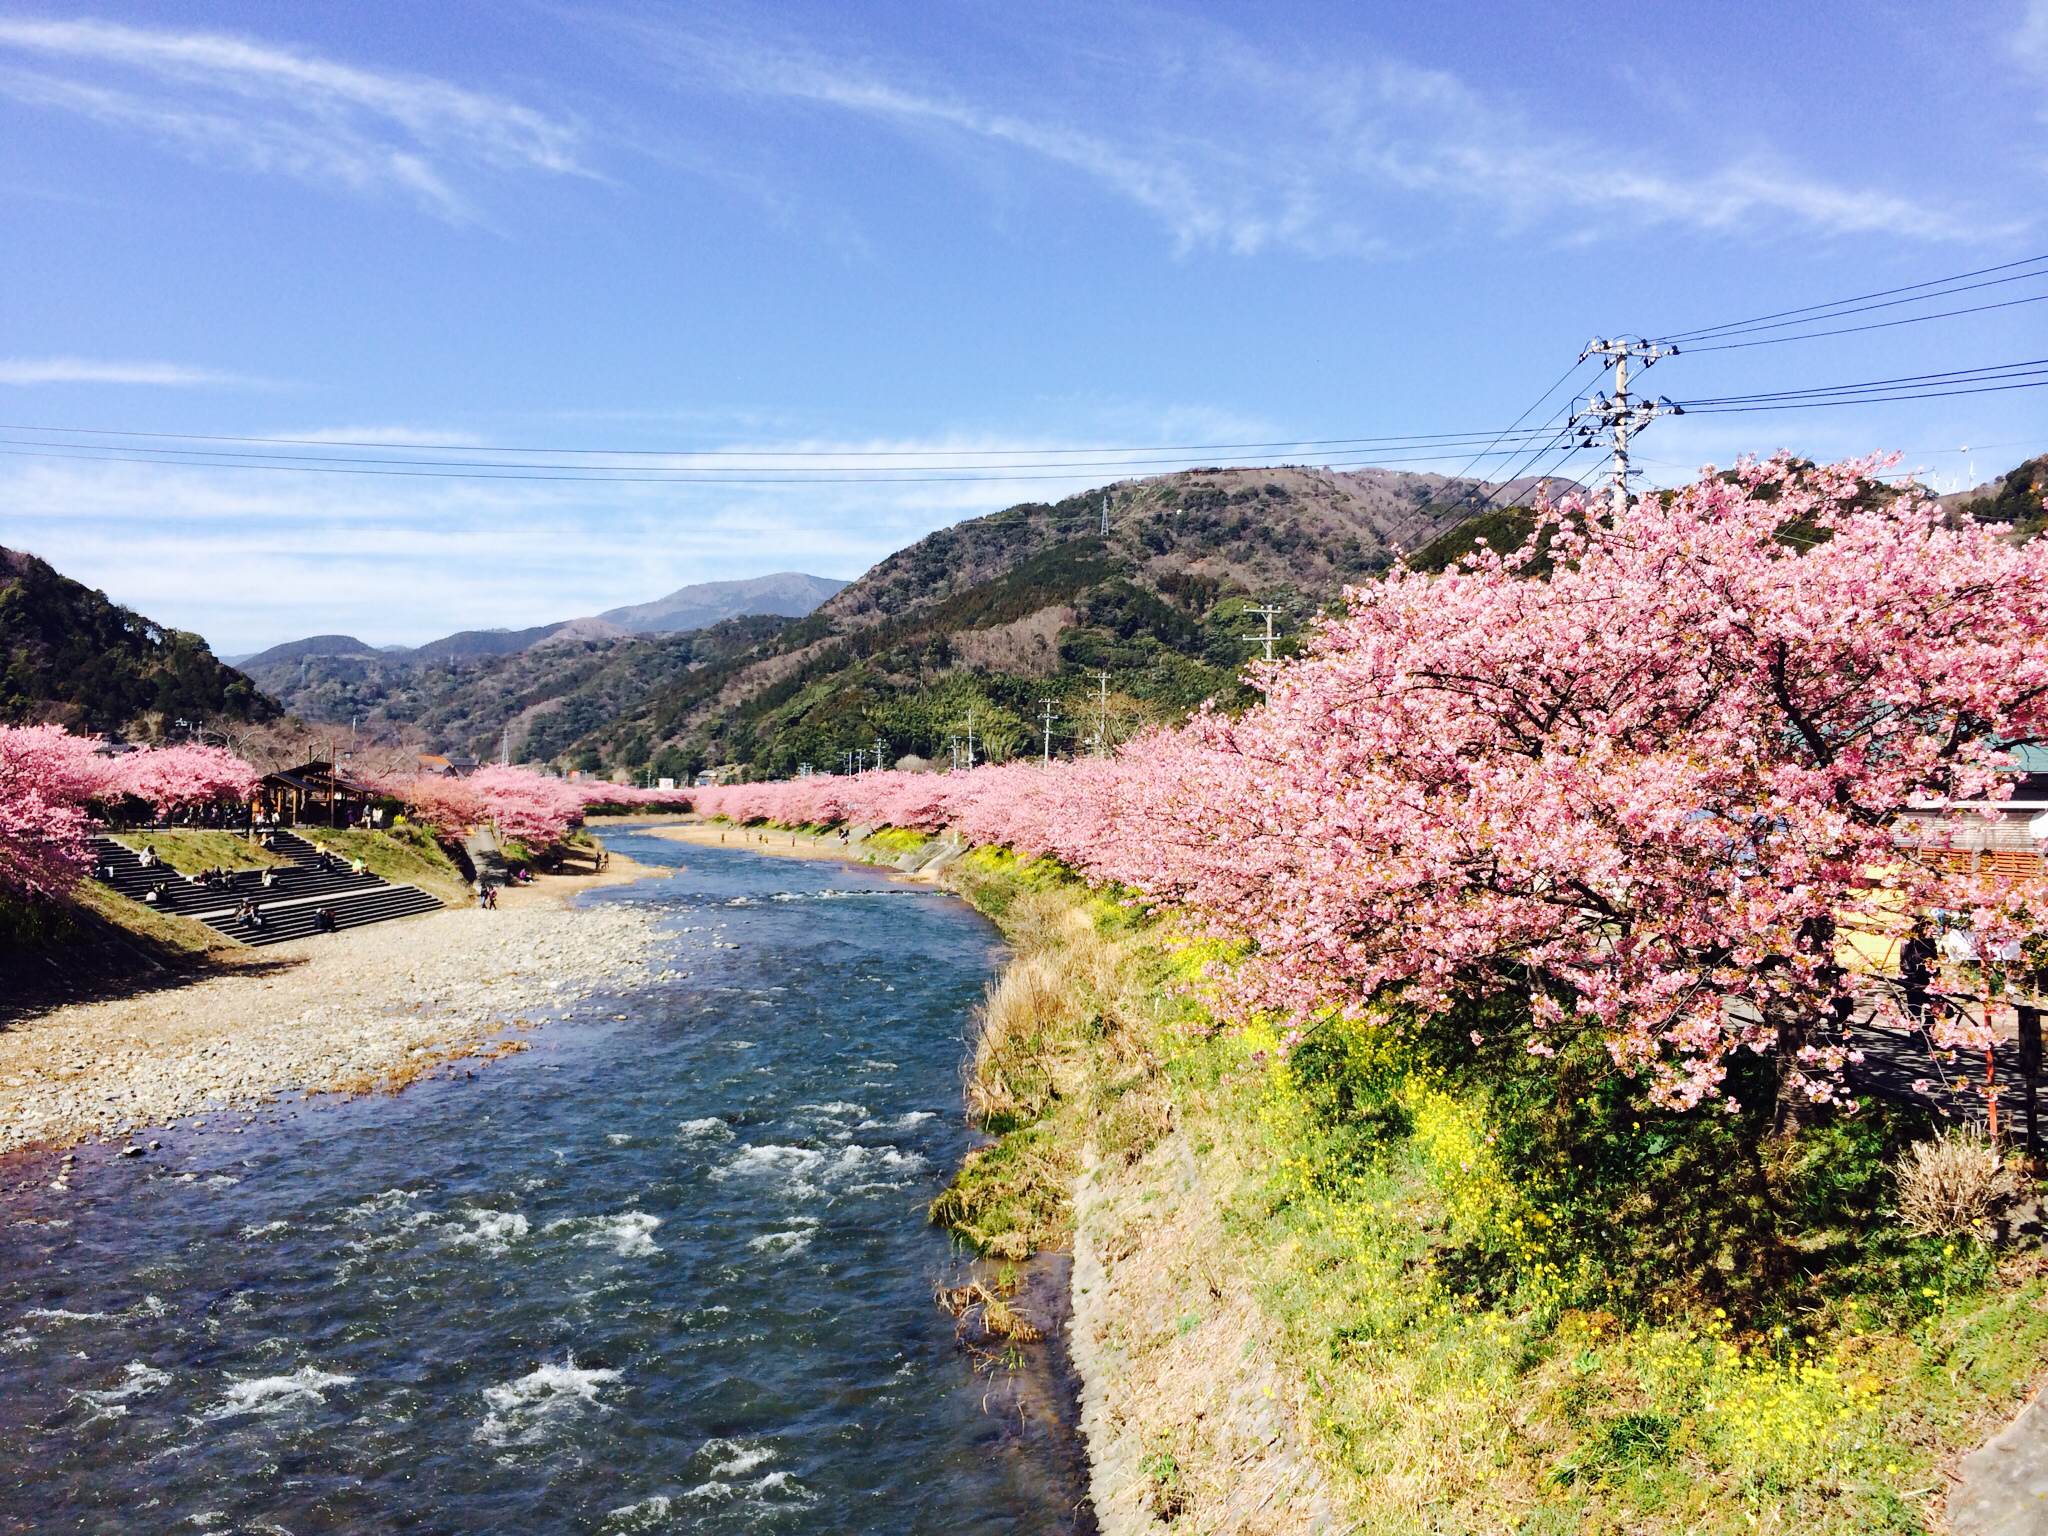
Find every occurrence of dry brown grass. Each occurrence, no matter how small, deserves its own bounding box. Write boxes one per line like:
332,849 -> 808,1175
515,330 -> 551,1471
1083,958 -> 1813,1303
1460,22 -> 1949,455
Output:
934,880 -> 1165,1260
1894,1128 -> 2020,1238
935,1278 -> 1045,1344
964,952 -> 1073,1126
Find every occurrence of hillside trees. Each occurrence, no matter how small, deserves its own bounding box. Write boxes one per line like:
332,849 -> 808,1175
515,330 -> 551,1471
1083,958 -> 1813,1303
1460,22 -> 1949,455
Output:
0,547 -> 276,733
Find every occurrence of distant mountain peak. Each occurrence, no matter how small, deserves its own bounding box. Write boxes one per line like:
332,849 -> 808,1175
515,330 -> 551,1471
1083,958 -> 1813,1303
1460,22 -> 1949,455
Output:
596,572 -> 848,634
237,571 -> 847,727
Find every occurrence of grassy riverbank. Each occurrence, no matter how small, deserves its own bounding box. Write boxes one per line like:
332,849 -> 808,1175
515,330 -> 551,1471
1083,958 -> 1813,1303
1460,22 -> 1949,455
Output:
912,842 -> 2048,1534
298,825 -> 472,905
109,829 -> 288,875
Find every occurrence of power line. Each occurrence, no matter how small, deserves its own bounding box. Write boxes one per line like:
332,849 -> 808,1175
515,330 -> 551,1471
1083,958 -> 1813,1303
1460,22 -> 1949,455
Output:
0,428 -> 1561,480
1658,268 -> 2048,344
1681,357 -> 2048,407
1672,291 -> 2048,353
0,418 -> 1565,461
1656,252 -> 2048,342
1397,357 -> 1600,540
0,436 -> 1580,487
1677,375 -> 2048,415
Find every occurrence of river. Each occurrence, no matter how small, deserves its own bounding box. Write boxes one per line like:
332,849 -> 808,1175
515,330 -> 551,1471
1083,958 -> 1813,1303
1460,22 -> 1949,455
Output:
0,831 -> 1094,1533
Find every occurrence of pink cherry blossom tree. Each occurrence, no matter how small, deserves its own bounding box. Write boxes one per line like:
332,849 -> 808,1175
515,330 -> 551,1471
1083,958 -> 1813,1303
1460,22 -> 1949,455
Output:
1102,456 -> 2048,1124
0,725 -> 106,897
109,743 -> 260,816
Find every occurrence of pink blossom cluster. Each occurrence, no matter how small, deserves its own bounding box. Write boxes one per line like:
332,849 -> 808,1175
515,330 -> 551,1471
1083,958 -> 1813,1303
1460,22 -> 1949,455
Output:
698,457 -> 2048,1110
0,725 -> 106,897
377,769 -> 683,849
102,743 -> 260,813
0,731 -> 263,897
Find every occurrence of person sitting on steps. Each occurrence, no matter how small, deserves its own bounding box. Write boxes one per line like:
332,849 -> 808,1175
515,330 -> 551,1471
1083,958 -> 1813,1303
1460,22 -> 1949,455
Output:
313,906 -> 337,933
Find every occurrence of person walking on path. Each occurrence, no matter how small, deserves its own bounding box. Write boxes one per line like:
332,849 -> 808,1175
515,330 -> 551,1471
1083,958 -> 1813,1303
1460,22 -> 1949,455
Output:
1900,922 -> 1940,1028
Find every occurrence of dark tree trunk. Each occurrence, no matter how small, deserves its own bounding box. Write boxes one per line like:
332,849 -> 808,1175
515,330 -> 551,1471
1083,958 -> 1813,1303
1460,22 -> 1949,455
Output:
1771,1008 -> 1812,1137
1772,915 -> 1840,1137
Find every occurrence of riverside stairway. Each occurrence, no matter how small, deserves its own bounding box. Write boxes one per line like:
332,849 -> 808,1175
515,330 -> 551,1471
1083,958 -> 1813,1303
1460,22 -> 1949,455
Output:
88,831 -> 443,946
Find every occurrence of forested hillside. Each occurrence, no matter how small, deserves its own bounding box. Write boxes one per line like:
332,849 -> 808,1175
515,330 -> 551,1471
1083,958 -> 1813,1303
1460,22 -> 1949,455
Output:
0,547 -> 276,735
550,464 -> 1566,780
395,614 -> 794,766
1950,453 -> 2048,539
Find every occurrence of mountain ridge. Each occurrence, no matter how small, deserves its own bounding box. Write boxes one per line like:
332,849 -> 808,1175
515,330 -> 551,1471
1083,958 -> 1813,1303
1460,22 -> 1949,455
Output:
239,571 -> 847,723
529,463 -> 1579,780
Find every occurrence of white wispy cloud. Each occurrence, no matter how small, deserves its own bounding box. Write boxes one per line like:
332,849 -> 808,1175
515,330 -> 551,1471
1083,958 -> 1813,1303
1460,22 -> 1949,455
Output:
0,404 -> 1280,650
2016,0 -> 2048,70
0,355 -> 271,386
614,11 -> 1973,255
0,15 -> 591,219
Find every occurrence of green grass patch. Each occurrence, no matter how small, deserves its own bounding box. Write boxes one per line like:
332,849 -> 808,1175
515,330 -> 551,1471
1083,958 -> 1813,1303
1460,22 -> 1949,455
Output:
301,827 -> 471,904
865,826 -> 933,855
111,829 -> 287,875
935,855 -> 2048,1534
71,881 -> 240,956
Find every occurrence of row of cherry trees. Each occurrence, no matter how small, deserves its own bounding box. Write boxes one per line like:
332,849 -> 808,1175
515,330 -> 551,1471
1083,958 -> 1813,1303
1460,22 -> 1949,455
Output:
373,767 -> 687,849
0,729 -> 688,899
698,458 -> 2048,1119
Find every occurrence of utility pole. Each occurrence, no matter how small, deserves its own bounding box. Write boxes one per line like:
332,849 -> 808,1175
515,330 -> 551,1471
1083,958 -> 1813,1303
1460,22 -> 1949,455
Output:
1572,337 -> 1681,517
1246,603 -> 1284,663
873,736 -> 887,773
964,707 -> 977,770
946,734 -> 959,771
1039,698 -> 1057,765
1093,671 -> 1109,757
499,724 -> 511,768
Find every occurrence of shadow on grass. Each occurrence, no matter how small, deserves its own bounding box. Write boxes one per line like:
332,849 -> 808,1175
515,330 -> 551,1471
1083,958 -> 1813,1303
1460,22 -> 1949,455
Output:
0,908 -> 303,1029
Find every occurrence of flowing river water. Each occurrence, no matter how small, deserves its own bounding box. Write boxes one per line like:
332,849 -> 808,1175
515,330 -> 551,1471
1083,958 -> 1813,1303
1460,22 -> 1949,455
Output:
0,832 -> 1094,1533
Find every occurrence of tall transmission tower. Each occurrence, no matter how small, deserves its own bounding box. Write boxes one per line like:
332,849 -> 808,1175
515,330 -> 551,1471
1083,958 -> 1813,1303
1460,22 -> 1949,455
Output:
1100,493 -> 1110,536
1039,698 -> 1058,765
1246,602 -> 1285,663
1571,337 -> 1682,515
873,736 -> 886,773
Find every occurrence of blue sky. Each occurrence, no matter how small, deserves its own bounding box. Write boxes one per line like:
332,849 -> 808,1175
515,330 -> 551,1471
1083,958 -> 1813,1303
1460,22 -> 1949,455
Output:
1,0 -> 2045,653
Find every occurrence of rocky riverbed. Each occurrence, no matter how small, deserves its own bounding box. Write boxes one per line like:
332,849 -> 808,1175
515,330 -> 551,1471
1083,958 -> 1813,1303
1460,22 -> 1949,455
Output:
0,901 -> 663,1157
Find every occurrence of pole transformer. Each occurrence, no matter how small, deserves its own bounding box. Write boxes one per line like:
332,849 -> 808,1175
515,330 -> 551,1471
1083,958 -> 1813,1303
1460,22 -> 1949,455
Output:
1572,337 -> 1682,517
